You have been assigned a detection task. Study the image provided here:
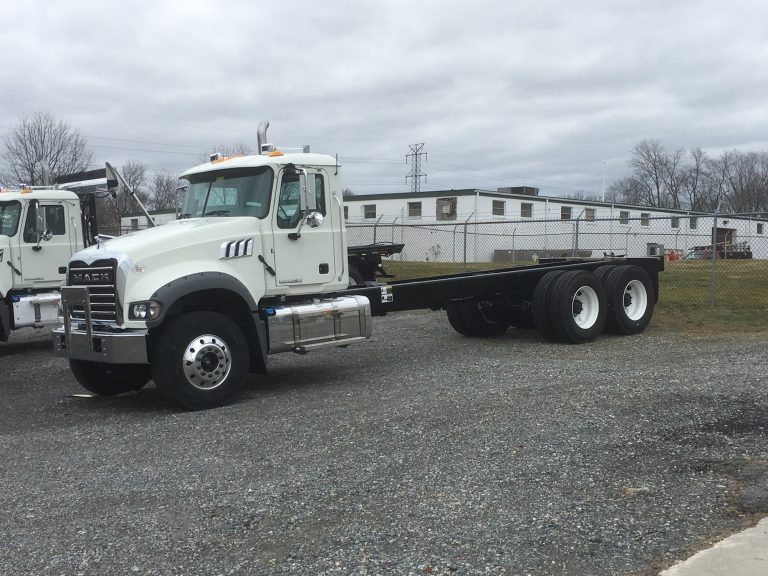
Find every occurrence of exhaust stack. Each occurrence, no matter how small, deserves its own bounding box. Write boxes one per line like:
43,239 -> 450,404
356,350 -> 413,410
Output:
257,120 -> 275,154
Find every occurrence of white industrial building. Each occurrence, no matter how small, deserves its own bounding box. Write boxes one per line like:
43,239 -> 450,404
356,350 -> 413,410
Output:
343,187 -> 767,262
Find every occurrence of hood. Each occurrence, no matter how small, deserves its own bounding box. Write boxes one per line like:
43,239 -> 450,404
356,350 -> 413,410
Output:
72,218 -> 262,267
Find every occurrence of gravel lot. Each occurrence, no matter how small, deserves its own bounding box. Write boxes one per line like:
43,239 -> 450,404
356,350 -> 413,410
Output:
1,313 -> 767,576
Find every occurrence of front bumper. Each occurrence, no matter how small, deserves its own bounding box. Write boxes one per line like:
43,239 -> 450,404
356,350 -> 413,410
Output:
53,286 -> 149,364
53,326 -> 149,364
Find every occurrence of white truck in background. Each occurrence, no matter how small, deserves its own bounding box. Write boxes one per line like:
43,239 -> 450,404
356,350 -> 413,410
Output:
0,185 -> 96,341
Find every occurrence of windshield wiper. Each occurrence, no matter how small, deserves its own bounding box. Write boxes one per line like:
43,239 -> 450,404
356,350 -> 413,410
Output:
203,210 -> 230,216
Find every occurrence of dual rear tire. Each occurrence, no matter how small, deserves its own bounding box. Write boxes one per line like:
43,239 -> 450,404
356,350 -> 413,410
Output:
533,270 -> 607,343
531,264 -> 655,343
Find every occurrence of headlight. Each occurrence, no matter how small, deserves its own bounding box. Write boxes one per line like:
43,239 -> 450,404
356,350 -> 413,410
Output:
129,300 -> 162,320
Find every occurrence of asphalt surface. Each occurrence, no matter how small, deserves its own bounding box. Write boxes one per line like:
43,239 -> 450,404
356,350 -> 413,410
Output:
1,313 -> 767,575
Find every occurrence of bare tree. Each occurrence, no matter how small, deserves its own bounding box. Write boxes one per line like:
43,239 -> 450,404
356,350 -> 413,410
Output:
564,190 -> 599,201
606,177 -> 644,205
630,139 -> 669,207
682,148 -> 711,210
150,171 -> 182,211
342,188 -> 355,197
2,111 -> 93,185
716,150 -> 768,213
661,146 -> 685,209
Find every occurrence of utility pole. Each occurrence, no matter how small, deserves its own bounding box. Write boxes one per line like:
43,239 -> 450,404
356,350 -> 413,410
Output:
601,160 -> 606,203
405,143 -> 427,193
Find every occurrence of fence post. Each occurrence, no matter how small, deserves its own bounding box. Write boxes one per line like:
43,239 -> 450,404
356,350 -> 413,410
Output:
463,212 -> 474,272
710,211 -> 718,306
391,217 -> 398,244
372,214 -> 384,244
512,227 -> 517,264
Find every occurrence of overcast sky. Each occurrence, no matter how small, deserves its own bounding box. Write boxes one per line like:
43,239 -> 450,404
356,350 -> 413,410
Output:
2,0 -> 767,197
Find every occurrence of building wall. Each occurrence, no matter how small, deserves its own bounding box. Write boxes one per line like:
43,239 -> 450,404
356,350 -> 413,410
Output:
344,191 -> 768,261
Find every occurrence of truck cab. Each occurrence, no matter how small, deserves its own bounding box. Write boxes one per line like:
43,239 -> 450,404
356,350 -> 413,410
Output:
1,189 -> 86,341
54,134 -> 371,409
178,152 -> 348,297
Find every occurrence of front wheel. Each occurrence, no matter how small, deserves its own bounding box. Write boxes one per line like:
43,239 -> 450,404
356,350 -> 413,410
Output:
69,360 -> 151,396
151,312 -> 249,410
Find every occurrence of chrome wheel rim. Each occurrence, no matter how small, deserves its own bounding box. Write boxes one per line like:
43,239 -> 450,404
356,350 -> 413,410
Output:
182,334 -> 232,390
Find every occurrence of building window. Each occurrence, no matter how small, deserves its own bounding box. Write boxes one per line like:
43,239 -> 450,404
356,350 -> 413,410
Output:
492,200 -> 505,216
343,206 -> 348,220
131,218 -> 139,230
758,223 -> 764,234
671,217 -> 679,229
640,213 -> 650,226
560,206 -> 572,220
407,202 -> 421,219
363,205 -> 376,219
619,211 -> 629,225
690,217 -> 698,230
436,197 -> 457,221
584,208 -> 596,221
521,203 -> 533,218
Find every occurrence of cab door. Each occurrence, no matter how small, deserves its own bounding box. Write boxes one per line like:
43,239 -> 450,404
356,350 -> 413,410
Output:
271,169 -> 337,289
17,201 -> 74,287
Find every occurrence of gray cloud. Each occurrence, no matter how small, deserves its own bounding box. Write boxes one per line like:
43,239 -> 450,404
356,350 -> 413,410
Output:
2,0 -> 767,195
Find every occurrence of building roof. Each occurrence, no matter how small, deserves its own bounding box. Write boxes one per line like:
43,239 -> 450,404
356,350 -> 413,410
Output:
344,188 -> 718,216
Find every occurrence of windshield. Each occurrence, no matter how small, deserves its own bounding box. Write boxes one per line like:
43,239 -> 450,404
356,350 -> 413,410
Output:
180,167 -> 273,219
0,201 -> 21,237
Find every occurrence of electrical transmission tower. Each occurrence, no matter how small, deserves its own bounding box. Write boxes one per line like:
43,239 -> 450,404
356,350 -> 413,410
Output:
405,143 -> 427,193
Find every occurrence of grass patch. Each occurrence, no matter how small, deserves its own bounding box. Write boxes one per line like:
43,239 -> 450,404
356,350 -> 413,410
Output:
382,258 -> 768,333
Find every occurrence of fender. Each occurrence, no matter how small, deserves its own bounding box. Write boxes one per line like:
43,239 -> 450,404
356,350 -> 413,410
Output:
146,271 -> 267,372
146,271 -> 259,327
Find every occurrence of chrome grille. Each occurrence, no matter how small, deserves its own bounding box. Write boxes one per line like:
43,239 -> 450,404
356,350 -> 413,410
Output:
68,260 -> 119,324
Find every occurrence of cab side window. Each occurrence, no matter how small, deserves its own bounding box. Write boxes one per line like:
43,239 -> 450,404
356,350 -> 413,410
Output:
23,204 -> 65,243
276,173 -> 326,229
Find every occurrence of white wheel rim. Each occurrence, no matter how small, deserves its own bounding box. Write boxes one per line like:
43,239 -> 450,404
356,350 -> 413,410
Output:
182,334 -> 232,390
572,285 -> 600,329
623,279 -> 648,321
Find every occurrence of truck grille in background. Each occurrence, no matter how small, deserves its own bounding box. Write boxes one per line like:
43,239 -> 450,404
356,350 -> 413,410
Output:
68,259 -> 119,324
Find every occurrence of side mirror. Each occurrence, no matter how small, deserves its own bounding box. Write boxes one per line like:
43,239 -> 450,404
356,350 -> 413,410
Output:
29,200 -> 52,249
305,212 -> 324,229
299,170 -> 317,212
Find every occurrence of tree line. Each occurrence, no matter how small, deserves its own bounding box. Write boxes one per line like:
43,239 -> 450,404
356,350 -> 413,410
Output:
608,139 -> 768,214
0,112 -> 195,232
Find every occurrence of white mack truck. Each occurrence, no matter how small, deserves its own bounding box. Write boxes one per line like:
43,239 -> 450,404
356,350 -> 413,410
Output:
0,181 -> 101,342
54,122 -> 663,410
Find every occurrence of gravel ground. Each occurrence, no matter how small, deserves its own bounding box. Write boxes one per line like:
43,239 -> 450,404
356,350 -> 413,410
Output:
1,314 -> 768,576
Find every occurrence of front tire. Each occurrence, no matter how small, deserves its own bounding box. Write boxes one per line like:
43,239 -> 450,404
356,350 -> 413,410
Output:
69,360 -> 151,396
152,312 -> 249,410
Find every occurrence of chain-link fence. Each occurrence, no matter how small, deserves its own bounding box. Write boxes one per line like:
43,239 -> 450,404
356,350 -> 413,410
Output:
347,213 -> 768,309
